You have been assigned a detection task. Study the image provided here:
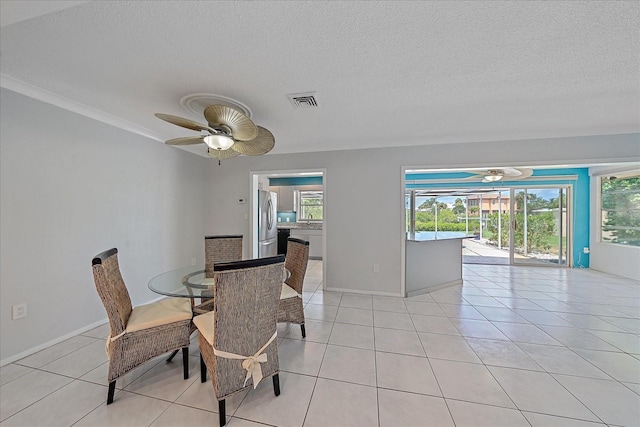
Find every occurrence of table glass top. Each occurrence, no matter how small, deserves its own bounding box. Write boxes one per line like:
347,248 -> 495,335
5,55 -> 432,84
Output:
148,263 -> 290,298
148,264 -> 212,298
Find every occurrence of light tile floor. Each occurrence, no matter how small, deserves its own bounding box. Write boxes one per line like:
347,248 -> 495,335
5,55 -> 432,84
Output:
1,260 -> 639,426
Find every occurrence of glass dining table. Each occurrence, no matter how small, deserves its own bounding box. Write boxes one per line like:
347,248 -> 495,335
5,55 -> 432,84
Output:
148,264 -> 212,299
148,261 -> 289,360
147,265 -> 210,361
148,263 -> 290,312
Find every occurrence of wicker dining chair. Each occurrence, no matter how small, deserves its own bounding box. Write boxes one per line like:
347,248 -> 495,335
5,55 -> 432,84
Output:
277,238 -> 310,337
91,248 -> 193,404
205,235 -> 243,276
196,235 -> 244,314
193,255 -> 285,427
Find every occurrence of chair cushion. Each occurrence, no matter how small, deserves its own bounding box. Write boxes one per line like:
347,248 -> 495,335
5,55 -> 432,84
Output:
280,283 -> 299,300
125,297 -> 192,333
193,311 -> 215,346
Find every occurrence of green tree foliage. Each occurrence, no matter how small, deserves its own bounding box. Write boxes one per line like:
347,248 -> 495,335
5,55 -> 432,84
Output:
548,193 -> 566,209
452,198 -> 466,215
414,201 -> 467,232
418,198 -> 436,210
514,191 -> 548,213
418,198 -> 448,211
414,221 -> 468,232
486,212 -> 557,252
601,176 -> 640,246
300,196 -> 323,220
486,213 -> 510,246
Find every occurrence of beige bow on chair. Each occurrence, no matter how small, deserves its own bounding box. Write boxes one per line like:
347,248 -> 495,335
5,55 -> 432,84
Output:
213,331 -> 277,389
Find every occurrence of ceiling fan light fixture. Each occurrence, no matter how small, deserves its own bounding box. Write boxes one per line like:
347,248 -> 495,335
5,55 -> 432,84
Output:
484,171 -> 504,182
204,134 -> 234,150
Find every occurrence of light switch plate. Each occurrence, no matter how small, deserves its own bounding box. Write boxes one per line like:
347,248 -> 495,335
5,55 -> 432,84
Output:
12,303 -> 27,320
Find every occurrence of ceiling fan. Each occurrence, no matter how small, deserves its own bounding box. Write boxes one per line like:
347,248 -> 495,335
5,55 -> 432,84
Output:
464,167 -> 534,182
155,104 -> 275,164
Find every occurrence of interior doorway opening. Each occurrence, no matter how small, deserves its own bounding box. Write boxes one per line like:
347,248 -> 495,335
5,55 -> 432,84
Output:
250,168 -> 327,288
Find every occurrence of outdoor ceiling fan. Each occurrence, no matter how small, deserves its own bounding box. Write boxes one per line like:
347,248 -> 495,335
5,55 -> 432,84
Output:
464,167 -> 534,183
155,104 -> 274,164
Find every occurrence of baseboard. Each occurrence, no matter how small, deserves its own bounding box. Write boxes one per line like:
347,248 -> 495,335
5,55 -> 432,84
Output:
406,279 -> 463,297
0,294 -> 168,367
324,286 -> 402,298
0,318 -> 108,367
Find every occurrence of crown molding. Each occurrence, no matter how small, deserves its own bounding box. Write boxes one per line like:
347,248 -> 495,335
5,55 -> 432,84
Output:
0,74 -> 163,142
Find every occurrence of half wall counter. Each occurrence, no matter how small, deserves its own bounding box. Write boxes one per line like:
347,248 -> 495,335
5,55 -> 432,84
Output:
405,232 -> 473,297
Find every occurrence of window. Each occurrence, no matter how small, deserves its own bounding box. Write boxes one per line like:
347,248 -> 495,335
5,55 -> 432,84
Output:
600,174 -> 640,246
298,190 -> 323,221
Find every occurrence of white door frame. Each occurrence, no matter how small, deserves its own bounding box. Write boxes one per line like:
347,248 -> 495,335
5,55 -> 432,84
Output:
249,168 -> 327,289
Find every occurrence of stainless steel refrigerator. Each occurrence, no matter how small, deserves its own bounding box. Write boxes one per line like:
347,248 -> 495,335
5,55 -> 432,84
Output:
258,190 -> 278,258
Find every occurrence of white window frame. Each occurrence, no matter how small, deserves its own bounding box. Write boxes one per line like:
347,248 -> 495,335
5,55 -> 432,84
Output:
297,190 -> 323,222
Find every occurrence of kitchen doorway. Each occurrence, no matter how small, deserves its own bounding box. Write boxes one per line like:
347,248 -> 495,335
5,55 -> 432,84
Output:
250,168 -> 327,288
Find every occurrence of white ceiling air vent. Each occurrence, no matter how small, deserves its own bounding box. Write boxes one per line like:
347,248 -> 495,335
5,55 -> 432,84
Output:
287,92 -> 319,108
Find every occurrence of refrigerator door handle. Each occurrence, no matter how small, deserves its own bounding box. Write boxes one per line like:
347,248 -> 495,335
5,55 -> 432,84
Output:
266,198 -> 274,230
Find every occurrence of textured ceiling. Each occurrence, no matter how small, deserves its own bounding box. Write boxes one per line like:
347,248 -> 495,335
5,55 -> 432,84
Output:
1,1 -> 638,157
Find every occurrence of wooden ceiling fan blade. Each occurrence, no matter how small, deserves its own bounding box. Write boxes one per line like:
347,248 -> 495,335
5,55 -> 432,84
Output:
204,105 -> 258,141
165,136 -> 205,145
507,168 -> 533,179
231,126 -> 275,156
155,113 -> 213,132
460,171 -> 487,181
207,147 -> 241,159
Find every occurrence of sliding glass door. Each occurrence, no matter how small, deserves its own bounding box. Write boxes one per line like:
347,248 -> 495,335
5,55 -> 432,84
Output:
510,187 -> 570,266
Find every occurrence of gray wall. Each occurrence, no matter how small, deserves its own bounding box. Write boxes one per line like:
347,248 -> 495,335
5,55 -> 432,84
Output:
1,89 -> 207,363
2,86 -> 638,363
204,134 -> 640,295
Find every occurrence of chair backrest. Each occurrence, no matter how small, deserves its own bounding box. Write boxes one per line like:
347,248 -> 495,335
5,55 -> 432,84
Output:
211,255 -> 285,390
92,248 -> 133,335
284,238 -> 310,294
205,235 -> 243,277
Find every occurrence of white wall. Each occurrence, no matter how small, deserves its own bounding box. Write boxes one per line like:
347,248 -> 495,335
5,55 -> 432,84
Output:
0,89 -> 208,363
589,165 -> 640,280
204,134 -> 640,296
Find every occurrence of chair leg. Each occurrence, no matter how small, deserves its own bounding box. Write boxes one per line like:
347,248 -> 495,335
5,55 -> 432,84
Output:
182,347 -> 189,379
166,349 -> 179,362
200,354 -> 207,383
272,373 -> 280,396
107,381 -> 116,404
300,323 -> 306,338
219,400 -> 226,426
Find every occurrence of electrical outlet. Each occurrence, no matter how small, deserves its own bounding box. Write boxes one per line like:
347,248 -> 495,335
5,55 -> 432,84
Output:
583,247 -> 590,254
12,303 -> 27,320
191,258 -> 196,266
373,264 -> 380,273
